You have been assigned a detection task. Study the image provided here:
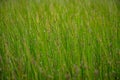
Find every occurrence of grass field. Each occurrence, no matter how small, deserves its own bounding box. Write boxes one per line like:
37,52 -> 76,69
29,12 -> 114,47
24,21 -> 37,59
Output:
0,0 -> 120,80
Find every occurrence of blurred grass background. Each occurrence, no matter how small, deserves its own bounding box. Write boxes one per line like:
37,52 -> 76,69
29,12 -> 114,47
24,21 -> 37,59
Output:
0,0 -> 120,80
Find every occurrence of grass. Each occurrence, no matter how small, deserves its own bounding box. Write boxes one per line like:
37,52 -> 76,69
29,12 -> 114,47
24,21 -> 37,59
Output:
0,0 -> 120,80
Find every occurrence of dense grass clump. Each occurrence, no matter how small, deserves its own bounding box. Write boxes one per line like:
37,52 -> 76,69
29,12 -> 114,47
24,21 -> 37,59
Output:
0,0 -> 120,80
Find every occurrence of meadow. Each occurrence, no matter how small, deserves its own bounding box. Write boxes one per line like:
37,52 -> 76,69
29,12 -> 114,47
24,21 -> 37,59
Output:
0,0 -> 120,80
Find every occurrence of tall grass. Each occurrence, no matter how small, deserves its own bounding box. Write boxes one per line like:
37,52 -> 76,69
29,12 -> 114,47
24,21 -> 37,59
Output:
0,0 -> 120,80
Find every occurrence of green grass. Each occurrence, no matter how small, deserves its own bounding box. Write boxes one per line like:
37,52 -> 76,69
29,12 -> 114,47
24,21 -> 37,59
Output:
0,0 -> 120,80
